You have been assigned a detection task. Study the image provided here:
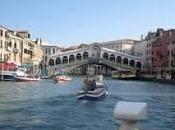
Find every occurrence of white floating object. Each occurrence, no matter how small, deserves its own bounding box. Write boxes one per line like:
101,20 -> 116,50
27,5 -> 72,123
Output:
114,101 -> 147,130
114,101 -> 147,121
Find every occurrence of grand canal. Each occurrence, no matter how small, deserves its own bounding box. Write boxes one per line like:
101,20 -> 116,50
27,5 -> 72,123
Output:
0,77 -> 175,130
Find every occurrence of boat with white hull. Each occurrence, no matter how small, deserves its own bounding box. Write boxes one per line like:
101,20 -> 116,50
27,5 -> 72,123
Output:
77,75 -> 107,100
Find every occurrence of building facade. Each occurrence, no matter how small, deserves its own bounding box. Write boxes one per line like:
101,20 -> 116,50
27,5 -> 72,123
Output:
0,25 -> 43,74
135,28 -> 175,79
101,39 -> 138,55
42,45 -> 62,65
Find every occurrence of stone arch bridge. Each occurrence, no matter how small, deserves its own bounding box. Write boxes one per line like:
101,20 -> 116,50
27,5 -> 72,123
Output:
47,44 -> 142,75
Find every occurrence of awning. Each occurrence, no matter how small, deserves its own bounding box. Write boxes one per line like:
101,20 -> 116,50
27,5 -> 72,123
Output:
20,64 -> 33,68
0,62 -> 17,70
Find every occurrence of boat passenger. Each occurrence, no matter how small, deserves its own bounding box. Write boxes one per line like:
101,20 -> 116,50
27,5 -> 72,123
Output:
83,78 -> 96,91
91,79 -> 96,91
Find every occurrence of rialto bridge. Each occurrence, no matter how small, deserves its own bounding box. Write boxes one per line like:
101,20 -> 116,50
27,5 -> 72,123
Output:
47,43 -> 142,75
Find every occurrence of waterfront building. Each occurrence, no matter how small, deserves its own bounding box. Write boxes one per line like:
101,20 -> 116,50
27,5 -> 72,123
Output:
42,45 -> 62,65
101,39 -> 139,55
135,28 -> 175,79
0,25 -> 43,74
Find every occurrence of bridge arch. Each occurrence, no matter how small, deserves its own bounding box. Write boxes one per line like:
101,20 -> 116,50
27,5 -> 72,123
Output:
123,58 -> 129,65
110,54 -> 115,61
49,59 -> 55,66
56,57 -> 61,65
103,52 -> 108,60
129,59 -> 135,67
136,61 -> 142,68
76,53 -> 82,61
69,55 -> 75,63
116,56 -> 122,64
63,56 -> 68,64
83,52 -> 89,59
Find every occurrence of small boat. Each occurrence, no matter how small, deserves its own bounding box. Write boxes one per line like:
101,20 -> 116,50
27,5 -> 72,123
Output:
112,71 -> 136,80
15,76 -> 40,82
111,71 -> 119,79
40,75 -> 51,79
0,71 -> 16,81
77,75 -> 107,100
54,75 -> 72,82
14,67 -> 40,82
59,75 -> 72,81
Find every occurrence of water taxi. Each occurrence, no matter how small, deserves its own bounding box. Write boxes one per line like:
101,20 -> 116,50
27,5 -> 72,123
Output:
77,75 -> 107,100
53,75 -> 72,82
112,71 -> 136,80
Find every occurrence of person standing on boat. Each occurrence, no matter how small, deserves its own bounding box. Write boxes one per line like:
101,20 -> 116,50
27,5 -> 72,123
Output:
91,79 -> 96,91
83,77 -> 96,91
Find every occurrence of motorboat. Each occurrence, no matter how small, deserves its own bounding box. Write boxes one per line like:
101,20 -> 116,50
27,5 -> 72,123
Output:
59,75 -> 72,81
54,75 -> 72,82
0,70 -> 17,81
40,75 -> 51,79
77,75 -> 108,100
111,71 -> 119,79
15,76 -> 40,82
15,68 -> 40,82
112,71 -> 136,80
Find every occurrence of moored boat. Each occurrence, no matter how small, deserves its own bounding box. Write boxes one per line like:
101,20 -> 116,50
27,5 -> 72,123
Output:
15,67 -> 40,82
111,71 -> 119,79
0,63 -> 24,81
112,71 -> 136,80
15,76 -> 40,82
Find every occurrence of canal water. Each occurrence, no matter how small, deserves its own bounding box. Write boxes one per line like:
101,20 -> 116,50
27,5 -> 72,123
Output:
0,77 -> 175,130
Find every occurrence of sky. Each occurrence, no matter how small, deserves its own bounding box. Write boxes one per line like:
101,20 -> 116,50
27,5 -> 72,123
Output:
0,0 -> 175,47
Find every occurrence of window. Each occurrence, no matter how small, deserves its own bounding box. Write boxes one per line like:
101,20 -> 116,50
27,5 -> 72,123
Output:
0,30 -> 3,37
45,48 -> 47,54
53,48 -> 55,54
45,56 -> 47,62
8,41 -> 12,47
49,49 -> 51,54
0,40 -> 3,48
14,43 -> 17,48
0,53 -> 2,60
24,49 -> 28,54
4,54 -> 8,61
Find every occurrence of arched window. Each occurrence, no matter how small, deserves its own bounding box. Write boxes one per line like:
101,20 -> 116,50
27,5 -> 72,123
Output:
69,55 -> 75,63
129,60 -> 135,67
103,52 -> 108,60
123,58 -> 128,65
56,57 -> 61,65
76,53 -> 82,60
116,56 -> 122,64
49,59 -> 54,66
83,52 -> 88,59
14,43 -> 17,48
136,62 -> 142,68
63,56 -> 68,64
110,54 -> 115,61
